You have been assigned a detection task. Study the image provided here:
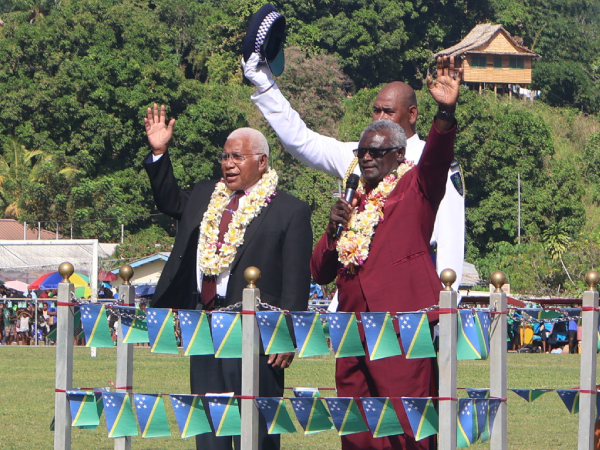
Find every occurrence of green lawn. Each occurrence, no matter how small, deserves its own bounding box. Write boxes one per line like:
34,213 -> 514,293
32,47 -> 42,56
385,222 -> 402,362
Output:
0,346 -> 594,449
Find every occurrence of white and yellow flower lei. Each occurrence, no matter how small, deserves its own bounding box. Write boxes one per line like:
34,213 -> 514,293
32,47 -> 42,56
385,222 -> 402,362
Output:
336,162 -> 413,272
198,168 -> 278,275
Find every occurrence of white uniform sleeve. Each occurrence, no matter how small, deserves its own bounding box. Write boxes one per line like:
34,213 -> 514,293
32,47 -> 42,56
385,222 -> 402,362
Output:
252,85 -> 356,179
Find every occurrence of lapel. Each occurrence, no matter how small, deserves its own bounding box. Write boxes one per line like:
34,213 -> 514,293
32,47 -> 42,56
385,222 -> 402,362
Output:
229,198 -> 274,271
187,182 -> 217,233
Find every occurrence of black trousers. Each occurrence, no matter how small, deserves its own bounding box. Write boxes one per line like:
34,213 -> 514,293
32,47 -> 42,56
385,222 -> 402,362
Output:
190,354 -> 284,450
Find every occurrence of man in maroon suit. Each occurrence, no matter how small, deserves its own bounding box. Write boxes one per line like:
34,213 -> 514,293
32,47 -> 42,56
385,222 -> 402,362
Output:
310,56 -> 462,450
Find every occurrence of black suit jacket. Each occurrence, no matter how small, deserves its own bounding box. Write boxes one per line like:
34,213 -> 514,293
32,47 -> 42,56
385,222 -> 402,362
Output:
144,151 -> 312,311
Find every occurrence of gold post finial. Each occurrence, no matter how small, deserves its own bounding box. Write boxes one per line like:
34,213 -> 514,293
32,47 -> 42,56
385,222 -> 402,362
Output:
585,270 -> 599,291
58,262 -> 74,283
119,265 -> 134,286
440,269 -> 456,291
244,266 -> 261,289
490,271 -> 507,293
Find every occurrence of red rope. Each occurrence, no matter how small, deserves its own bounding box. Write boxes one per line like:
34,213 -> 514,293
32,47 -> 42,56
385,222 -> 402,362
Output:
438,308 -> 457,314
582,307 -> 599,312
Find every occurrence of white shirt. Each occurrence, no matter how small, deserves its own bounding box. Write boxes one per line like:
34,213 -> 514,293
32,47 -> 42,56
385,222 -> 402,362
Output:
251,85 -> 465,292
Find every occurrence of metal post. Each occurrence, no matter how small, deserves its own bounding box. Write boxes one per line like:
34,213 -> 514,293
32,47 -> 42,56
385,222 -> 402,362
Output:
489,271 -> 508,450
115,265 -> 135,450
56,222 -> 59,240
38,222 -> 41,240
54,262 -> 75,450
34,299 -> 38,346
70,223 -> 73,240
23,222 -> 26,240
91,240 -> 98,301
578,271 -> 599,450
121,224 -> 124,244
241,267 -> 260,450
517,173 -> 521,245
438,269 -> 457,450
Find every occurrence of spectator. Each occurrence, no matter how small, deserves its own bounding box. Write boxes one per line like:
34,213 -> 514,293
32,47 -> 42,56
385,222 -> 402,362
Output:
16,308 -> 31,345
568,319 -> 578,354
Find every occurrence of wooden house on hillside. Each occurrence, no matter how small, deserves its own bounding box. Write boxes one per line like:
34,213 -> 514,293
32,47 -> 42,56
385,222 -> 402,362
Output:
434,24 -> 540,94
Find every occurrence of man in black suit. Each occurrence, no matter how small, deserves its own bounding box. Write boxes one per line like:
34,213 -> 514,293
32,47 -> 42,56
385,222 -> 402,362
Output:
143,104 -> 312,450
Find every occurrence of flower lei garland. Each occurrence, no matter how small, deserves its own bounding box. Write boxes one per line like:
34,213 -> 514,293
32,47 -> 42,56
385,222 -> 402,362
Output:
198,168 -> 278,275
336,162 -> 413,272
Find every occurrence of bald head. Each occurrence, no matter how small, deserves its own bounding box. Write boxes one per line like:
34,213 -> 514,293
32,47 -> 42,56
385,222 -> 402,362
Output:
372,81 -> 418,138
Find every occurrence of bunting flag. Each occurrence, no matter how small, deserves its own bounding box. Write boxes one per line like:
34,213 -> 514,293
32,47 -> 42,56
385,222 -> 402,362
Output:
474,311 -> 490,360
325,397 -> 369,435
361,397 -> 404,438
510,389 -> 550,402
397,313 -> 436,359
179,310 -> 214,356
465,388 -> 490,399
207,395 -> 241,436
119,307 -> 149,344
80,304 -> 114,348
47,327 -> 57,341
361,312 -> 402,361
102,392 -> 139,438
293,387 -> 320,398
74,306 -> 85,339
211,312 -> 243,358
77,391 -> 106,430
597,391 -> 600,422
134,394 -> 171,438
457,398 -> 475,447
290,397 -> 334,434
473,399 -> 489,443
556,389 -> 580,414
322,315 -> 330,339
291,312 -> 330,357
67,391 -> 101,427
402,397 -> 438,441
146,308 -> 179,354
256,311 -> 295,354
456,310 -> 482,360
255,398 -> 297,434
170,395 -> 212,438
480,398 -> 502,443
326,312 -> 365,358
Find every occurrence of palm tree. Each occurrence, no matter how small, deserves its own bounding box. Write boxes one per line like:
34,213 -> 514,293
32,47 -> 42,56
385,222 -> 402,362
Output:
542,223 -> 576,286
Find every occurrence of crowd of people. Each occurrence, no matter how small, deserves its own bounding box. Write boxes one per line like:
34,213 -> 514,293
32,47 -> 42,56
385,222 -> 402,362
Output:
0,293 -> 57,345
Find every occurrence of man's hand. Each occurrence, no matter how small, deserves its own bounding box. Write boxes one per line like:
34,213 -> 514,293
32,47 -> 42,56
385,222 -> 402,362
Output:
144,103 -> 175,156
427,56 -> 462,132
327,197 -> 358,246
267,352 -> 294,370
242,53 -> 275,94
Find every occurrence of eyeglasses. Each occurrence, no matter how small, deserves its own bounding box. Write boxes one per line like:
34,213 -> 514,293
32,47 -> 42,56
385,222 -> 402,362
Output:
353,146 -> 400,159
220,152 -> 264,164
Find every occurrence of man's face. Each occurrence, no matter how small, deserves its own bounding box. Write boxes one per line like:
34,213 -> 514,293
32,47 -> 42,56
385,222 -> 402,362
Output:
371,85 -> 416,137
358,130 -> 405,187
221,137 -> 267,192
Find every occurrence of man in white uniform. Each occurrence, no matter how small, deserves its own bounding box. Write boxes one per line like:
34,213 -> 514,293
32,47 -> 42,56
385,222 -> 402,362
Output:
242,53 -> 465,291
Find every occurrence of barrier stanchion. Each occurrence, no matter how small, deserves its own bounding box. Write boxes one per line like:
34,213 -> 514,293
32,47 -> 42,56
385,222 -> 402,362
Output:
578,270 -> 599,450
241,267 -> 260,450
489,271 -> 507,450
115,265 -> 135,450
438,269 -> 457,450
54,262 -> 75,450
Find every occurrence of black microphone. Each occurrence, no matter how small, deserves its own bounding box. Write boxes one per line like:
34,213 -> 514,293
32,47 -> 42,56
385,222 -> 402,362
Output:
336,174 -> 360,239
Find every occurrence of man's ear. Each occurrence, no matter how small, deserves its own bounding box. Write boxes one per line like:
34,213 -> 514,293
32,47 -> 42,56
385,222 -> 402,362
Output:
397,147 -> 406,162
258,153 -> 269,171
408,105 -> 418,125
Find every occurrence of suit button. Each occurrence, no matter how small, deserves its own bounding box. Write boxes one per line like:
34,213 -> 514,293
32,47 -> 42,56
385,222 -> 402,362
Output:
179,255 -> 182,259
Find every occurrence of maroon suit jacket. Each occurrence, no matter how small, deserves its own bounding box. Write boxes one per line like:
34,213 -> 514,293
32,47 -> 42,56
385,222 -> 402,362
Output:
311,120 -> 457,315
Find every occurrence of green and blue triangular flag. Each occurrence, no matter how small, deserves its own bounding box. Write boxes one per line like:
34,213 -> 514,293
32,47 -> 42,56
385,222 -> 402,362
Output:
256,311 -> 295,354
134,394 -> 171,438
102,392 -> 138,438
146,308 -> 179,354
169,395 -> 212,438
398,313 -> 436,359
293,387 -> 320,398
119,307 -> 149,344
291,312 -> 330,357
80,304 -> 113,348
402,397 -> 438,441
457,310 -> 482,360
207,395 -> 241,436
465,388 -> 490,399
290,397 -> 334,434
179,310 -> 214,356
361,397 -> 404,438
510,389 -> 550,402
457,398 -> 475,447
480,398 -> 502,443
361,313 -> 401,360
211,312 -> 242,358
473,398 -> 489,443
74,307 -> 85,339
326,312 -> 365,358
474,311 -> 490,359
556,389 -> 580,414
67,391 -> 101,427
255,398 -> 296,434
325,398 -> 369,435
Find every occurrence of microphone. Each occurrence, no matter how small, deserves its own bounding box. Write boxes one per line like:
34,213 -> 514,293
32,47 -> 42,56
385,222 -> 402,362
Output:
336,174 -> 360,239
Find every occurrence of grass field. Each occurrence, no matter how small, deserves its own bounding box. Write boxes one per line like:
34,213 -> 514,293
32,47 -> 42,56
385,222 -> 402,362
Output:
0,346 -> 595,449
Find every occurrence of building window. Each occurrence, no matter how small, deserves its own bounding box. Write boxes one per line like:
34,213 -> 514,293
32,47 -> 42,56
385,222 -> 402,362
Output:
509,57 -> 525,69
494,57 -> 503,69
471,55 -> 487,68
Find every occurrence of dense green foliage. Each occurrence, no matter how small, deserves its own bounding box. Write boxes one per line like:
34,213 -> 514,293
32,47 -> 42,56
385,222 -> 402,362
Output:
2,0 -> 600,294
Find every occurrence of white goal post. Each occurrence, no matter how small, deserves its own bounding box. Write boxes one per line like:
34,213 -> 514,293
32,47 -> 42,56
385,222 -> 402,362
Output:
0,240 -> 102,299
